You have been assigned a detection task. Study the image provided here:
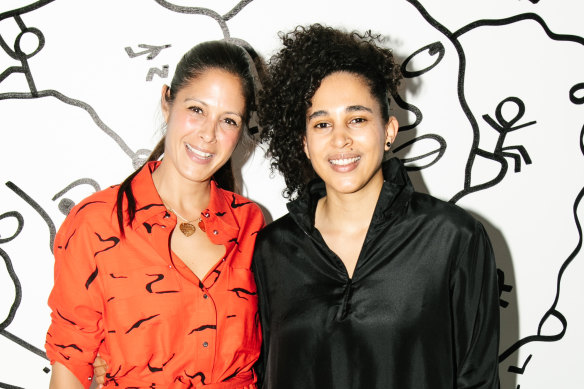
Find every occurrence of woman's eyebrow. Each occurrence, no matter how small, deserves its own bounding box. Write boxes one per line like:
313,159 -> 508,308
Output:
184,98 -> 243,118
346,105 -> 373,113
307,110 -> 328,120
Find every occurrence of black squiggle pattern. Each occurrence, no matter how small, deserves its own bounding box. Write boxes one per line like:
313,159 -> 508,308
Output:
54,343 -> 82,352
147,353 -> 175,373
229,287 -> 256,300
145,273 -> 179,294
57,310 -> 76,326
85,267 -> 98,289
94,232 -> 120,257
188,325 -> 217,335
184,370 -> 205,384
231,195 -> 252,208
125,314 -> 160,334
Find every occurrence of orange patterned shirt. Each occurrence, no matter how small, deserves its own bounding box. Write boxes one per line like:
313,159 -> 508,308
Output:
46,161 -> 264,389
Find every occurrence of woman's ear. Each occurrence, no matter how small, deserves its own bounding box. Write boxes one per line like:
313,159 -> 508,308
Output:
303,136 -> 311,160
384,116 -> 399,151
161,85 -> 171,124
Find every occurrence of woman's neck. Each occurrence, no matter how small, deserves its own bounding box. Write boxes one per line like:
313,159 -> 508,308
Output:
316,171 -> 384,232
152,161 -> 211,219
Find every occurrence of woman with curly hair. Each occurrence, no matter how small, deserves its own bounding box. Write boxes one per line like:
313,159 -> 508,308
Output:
253,24 -> 500,388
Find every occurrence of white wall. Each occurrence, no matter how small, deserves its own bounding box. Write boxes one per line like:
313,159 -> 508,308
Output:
0,1 -> 582,388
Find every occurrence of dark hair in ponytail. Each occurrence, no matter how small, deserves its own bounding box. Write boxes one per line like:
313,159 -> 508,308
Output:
116,40 -> 261,236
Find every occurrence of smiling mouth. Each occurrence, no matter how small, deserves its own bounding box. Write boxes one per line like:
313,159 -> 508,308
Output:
329,156 -> 361,166
186,143 -> 213,159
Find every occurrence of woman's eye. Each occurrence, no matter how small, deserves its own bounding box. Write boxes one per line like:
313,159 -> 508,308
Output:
224,118 -> 238,126
190,106 -> 203,114
314,122 -> 330,129
351,117 -> 366,124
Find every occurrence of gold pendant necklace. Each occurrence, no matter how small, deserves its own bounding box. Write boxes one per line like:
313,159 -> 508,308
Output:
166,206 -> 205,237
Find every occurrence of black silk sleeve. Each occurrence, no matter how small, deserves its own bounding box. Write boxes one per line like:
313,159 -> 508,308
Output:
451,221 -> 500,388
252,242 -> 270,387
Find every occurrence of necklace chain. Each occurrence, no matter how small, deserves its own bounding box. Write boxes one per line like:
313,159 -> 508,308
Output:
162,201 -> 205,237
166,206 -> 200,224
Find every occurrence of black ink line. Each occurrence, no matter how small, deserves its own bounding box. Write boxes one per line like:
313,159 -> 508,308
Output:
0,211 -> 24,243
52,178 -> 101,201
0,382 -> 25,389
499,124 -> 584,362
153,0 -> 229,39
222,0 -> 254,21
393,134 -> 446,170
508,354 -> 533,375
0,91 -> 138,162
5,181 -> 56,253
0,249 -> 22,330
0,0 -> 56,22
452,13 -> 584,45
0,329 -> 47,360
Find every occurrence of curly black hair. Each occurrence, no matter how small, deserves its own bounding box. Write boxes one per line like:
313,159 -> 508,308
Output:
259,24 -> 402,199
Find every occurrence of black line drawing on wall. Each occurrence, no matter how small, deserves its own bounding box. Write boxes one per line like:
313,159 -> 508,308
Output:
0,1 -> 582,387
403,1 -> 584,385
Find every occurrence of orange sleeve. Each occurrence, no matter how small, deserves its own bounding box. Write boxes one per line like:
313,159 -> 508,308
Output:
45,211 -> 105,388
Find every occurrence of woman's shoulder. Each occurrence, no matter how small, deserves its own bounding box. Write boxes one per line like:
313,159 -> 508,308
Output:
408,191 -> 480,233
61,185 -> 120,228
255,212 -> 295,242
218,187 -> 263,216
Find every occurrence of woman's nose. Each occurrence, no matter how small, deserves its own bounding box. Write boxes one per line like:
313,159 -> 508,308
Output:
198,119 -> 217,143
331,126 -> 352,148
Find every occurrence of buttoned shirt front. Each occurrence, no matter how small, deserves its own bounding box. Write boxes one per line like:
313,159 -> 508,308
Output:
46,161 -> 264,389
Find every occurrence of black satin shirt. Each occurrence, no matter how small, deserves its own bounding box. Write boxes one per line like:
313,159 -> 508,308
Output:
253,158 -> 500,388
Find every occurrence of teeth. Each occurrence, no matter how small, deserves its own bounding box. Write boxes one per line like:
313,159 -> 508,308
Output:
186,143 -> 212,158
330,156 -> 360,166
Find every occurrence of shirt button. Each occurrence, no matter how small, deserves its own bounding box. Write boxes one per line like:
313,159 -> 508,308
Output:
203,212 -> 210,218
203,294 -> 208,299
213,230 -> 218,235
203,341 -> 208,347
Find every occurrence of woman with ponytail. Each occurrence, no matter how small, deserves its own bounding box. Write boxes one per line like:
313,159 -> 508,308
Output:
46,40 -> 265,389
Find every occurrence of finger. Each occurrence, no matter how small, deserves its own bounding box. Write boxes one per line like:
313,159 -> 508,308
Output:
93,355 -> 106,367
94,372 -> 105,385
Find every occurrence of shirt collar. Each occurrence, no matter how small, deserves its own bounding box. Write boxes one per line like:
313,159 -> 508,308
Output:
130,161 -> 240,238
287,158 -> 414,232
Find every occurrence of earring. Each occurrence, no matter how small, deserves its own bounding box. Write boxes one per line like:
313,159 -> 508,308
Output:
386,141 -> 391,149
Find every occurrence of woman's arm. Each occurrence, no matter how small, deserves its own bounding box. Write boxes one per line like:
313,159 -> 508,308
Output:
46,212 -> 105,387
49,362 -> 85,389
451,221 -> 500,388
